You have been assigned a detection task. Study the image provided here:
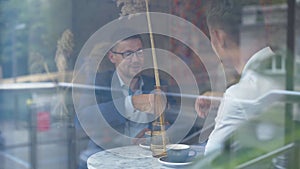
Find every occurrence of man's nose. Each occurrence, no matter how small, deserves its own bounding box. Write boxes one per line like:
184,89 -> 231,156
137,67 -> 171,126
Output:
130,53 -> 142,62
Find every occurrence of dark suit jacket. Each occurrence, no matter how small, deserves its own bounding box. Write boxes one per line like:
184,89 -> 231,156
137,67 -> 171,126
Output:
79,70 -> 179,165
94,70 -> 173,133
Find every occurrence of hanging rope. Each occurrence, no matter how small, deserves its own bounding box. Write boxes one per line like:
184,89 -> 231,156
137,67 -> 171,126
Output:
145,0 -> 167,154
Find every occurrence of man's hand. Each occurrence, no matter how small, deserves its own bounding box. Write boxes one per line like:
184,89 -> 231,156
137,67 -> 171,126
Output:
132,128 -> 150,145
195,91 -> 222,118
132,94 -> 154,113
132,92 -> 167,115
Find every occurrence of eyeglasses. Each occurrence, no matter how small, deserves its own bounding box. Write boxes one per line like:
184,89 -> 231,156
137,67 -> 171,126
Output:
111,49 -> 144,59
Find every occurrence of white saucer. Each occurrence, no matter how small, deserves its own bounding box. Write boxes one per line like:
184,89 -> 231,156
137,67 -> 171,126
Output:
139,143 -> 150,150
158,156 -> 193,167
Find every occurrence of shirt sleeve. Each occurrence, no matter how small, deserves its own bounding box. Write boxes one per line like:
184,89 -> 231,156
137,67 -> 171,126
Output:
205,92 -> 247,155
124,95 -> 154,123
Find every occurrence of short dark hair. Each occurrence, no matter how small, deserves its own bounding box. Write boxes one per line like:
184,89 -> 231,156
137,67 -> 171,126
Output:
122,34 -> 143,43
110,28 -> 143,50
206,0 -> 244,45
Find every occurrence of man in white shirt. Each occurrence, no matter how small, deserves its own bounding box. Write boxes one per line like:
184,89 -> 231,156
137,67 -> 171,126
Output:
199,0 -> 284,154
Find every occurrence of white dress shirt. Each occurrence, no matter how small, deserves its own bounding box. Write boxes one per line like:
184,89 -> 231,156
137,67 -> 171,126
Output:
115,72 -> 154,137
205,47 -> 285,154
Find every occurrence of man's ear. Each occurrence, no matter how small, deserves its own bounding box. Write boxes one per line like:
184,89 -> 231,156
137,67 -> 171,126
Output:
108,51 -> 116,63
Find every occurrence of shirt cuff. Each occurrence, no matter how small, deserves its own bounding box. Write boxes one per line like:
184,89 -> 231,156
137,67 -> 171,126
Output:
125,96 -> 138,115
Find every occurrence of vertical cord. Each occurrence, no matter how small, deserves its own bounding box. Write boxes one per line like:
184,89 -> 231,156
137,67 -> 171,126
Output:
145,0 -> 160,87
145,0 -> 167,153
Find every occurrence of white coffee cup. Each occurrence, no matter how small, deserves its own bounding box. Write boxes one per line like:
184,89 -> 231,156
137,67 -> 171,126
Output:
166,144 -> 197,162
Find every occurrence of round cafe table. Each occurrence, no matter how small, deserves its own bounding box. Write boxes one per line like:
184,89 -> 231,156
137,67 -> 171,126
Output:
87,145 -> 204,169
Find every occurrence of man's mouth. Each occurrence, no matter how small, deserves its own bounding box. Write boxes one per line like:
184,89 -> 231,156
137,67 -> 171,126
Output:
130,65 -> 142,70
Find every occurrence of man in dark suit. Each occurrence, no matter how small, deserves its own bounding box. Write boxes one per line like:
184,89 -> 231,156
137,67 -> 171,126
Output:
78,33 -> 174,169
95,70 -> 168,138
95,34 -> 169,138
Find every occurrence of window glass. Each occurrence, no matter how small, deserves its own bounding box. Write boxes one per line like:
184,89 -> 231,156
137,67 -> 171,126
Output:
0,0 -> 299,169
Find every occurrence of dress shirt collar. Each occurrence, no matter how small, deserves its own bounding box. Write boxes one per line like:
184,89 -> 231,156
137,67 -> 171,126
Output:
116,71 -> 126,88
242,46 -> 275,76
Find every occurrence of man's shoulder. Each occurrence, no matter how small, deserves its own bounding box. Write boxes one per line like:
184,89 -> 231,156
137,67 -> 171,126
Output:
96,70 -> 114,78
95,70 -> 114,85
226,70 -> 283,100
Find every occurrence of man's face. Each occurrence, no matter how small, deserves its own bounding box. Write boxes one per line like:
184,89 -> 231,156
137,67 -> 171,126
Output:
109,38 -> 144,83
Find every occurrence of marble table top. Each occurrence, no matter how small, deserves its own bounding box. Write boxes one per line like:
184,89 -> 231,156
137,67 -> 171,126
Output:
87,145 -> 204,169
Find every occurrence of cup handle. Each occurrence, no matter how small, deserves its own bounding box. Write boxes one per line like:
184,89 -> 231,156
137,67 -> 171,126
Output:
188,149 -> 197,157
